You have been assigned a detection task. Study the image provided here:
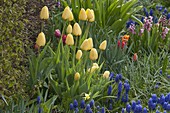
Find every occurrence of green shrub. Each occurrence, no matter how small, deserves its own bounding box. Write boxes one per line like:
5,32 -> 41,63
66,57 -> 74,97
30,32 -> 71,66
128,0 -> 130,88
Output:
0,0 -> 30,98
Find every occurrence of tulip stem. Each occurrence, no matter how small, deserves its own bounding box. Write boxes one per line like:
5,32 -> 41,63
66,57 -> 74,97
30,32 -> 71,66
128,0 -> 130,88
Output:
98,51 -> 103,64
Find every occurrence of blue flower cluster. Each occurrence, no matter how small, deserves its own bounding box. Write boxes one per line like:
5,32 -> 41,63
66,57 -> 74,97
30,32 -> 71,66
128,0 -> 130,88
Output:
69,99 -> 105,113
148,93 -> 170,112
37,96 -> 42,113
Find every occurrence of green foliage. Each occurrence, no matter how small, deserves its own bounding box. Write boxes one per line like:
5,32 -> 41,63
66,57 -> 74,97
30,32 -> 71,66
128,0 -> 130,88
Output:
0,0 -> 30,99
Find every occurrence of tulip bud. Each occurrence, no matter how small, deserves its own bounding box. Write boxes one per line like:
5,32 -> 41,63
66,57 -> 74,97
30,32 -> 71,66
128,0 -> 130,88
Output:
133,53 -> 138,61
93,63 -> 99,69
66,24 -> 72,34
73,23 -> 82,36
87,38 -> 93,50
36,32 -> 46,47
62,34 -> 67,44
121,41 -> 126,49
55,29 -> 61,38
62,6 -> 71,20
76,50 -> 82,60
89,9 -> 95,22
99,40 -> 107,50
88,66 -> 98,73
89,48 -> 98,60
65,34 -> 74,46
103,71 -> 110,79
79,8 -> 87,21
86,9 -> 93,20
74,72 -> 80,81
80,39 -> 89,51
68,11 -> 74,21
40,6 -> 49,19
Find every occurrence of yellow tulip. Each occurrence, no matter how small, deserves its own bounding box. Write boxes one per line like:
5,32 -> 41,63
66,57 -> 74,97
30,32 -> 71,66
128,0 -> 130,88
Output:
87,38 -> 93,50
103,71 -> 110,79
89,48 -> 98,60
80,39 -> 89,51
86,9 -> 93,20
68,11 -> 74,21
36,32 -> 46,47
66,24 -> 72,34
99,40 -> 107,50
73,23 -> 82,36
62,6 -> 71,20
76,50 -> 82,60
40,6 -> 49,19
79,8 -> 87,21
74,72 -> 80,81
93,63 -> 99,69
65,34 -> 74,46
89,9 -> 95,22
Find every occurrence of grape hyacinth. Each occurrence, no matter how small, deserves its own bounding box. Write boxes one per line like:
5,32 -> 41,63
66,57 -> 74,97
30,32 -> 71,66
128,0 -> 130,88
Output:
162,27 -> 169,39
144,16 -> 153,31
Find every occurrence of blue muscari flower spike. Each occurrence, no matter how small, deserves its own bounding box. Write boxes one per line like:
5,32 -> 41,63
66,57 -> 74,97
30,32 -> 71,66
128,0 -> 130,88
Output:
38,107 -> 42,113
109,72 -> 114,80
156,109 -> 160,113
132,101 -> 136,111
126,104 -> 131,113
70,103 -> 74,110
145,12 -> 149,17
121,94 -> 128,103
108,103 -> 113,110
137,100 -> 141,105
167,13 -> 170,20
90,99 -> 95,107
150,9 -> 153,16
155,84 -> 159,89
164,8 -> 167,14
122,108 -> 125,113
108,85 -> 112,95
160,70 -> 162,74
143,107 -> 148,113
158,6 -> 163,11
163,102 -> 168,110
101,107 -> 105,113
115,74 -> 119,83
154,17 -> 158,23
166,104 -> 170,110
152,94 -> 157,103
118,81 -> 122,93
37,96 -> 41,104
80,100 -> 85,109
119,74 -> 122,80
75,108 -> 79,113
126,20 -> 134,28
85,104 -> 91,113
141,17 -> 144,23
97,105 -> 100,110
138,104 -> 143,112
164,110 -> 167,113
73,100 -> 78,108
143,7 -> 147,13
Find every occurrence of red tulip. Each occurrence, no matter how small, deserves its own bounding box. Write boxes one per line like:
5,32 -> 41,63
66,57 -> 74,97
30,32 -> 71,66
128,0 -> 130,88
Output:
55,29 -> 61,38
118,40 -> 121,47
62,34 -> 67,44
121,41 -> 126,49
133,53 -> 138,61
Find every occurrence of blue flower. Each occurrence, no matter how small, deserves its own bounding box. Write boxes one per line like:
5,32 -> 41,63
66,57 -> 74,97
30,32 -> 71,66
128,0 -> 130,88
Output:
156,109 -> 160,113
121,108 -> 125,113
101,107 -> 105,113
109,72 -> 114,80
126,20 -> 135,28
164,110 -> 167,113
73,100 -> 78,108
70,103 -> 74,110
141,17 -> 144,23
115,74 -> 120,83
137,100 -> 141,105
38,107 -> 42,113
160,70 -> 162,75
126,104 -> 131,113
119,74 -> 122,80
108,85 -> 112,95
80,100 -> 85,109
164,8 -> 167,14
132,101 -> 136,111
122,94 -> 128,103
163,102 -> 168,110
108,103 -> 113,110
160,94 -> 165,105
143,107 -> 148,113
150,9 -> 153,16
167,13 -> 170,20
152,94 -> 157,103
37,96 -> 41,104
75,108 -> 79,113
90,99 -> 95,107
97,105 -> 100,110
85,104 -> 91,113
118,81 -> 122,93
166,104 -> 170,111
